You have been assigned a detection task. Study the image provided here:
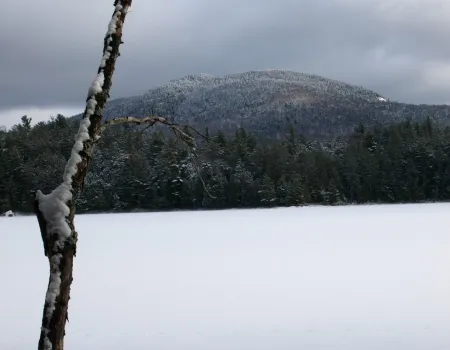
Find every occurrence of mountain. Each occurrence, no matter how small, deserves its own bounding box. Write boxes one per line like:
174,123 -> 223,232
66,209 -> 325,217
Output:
81,70 -> 450,139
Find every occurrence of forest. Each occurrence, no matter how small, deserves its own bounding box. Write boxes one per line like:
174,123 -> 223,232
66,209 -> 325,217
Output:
1,114 -> 449,214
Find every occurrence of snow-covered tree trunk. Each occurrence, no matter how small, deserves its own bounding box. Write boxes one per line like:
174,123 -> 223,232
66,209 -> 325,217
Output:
34,1 -> 132,349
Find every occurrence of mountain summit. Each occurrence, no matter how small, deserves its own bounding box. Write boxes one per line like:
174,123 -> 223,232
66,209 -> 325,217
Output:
98,70 -> 450,138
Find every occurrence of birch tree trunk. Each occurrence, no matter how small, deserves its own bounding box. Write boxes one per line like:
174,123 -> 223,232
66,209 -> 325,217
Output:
34,1 -> 133,349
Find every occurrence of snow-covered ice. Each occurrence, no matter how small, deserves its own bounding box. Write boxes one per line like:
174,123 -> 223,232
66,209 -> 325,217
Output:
1,203 -> 449,350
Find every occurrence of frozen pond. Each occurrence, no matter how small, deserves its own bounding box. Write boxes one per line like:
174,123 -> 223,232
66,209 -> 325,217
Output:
1,204 -> 449,349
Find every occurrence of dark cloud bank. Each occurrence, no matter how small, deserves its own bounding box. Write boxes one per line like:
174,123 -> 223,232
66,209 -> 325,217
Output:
1,0 -> 450,113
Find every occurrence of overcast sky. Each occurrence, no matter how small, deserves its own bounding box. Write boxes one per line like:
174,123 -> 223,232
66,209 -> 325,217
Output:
1,0 -> 450,128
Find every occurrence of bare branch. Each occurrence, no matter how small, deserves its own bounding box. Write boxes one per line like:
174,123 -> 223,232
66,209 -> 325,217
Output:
100,115 -> 208,139
101,115 -> 215,199
100,116 -> 166,131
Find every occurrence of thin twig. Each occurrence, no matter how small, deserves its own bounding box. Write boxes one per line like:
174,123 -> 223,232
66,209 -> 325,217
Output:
100,116 -> 208,139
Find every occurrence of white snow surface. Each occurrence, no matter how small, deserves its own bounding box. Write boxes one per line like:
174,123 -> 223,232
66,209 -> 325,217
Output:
1,204 -> 449,350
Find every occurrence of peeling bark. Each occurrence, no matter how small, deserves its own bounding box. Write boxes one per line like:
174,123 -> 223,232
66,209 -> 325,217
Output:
34,1 -> 132,349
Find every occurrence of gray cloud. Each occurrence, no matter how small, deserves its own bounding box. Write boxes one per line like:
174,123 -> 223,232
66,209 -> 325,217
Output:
1,0 -> 450,115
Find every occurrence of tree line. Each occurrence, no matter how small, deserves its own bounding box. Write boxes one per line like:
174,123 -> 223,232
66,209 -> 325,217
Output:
1,114 -> 450,214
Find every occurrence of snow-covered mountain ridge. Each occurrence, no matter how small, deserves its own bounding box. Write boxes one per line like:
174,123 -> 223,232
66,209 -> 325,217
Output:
76,70 -> 450,139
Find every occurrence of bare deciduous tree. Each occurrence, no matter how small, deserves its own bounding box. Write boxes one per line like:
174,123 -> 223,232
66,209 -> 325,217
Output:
34,1 -> 132,349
